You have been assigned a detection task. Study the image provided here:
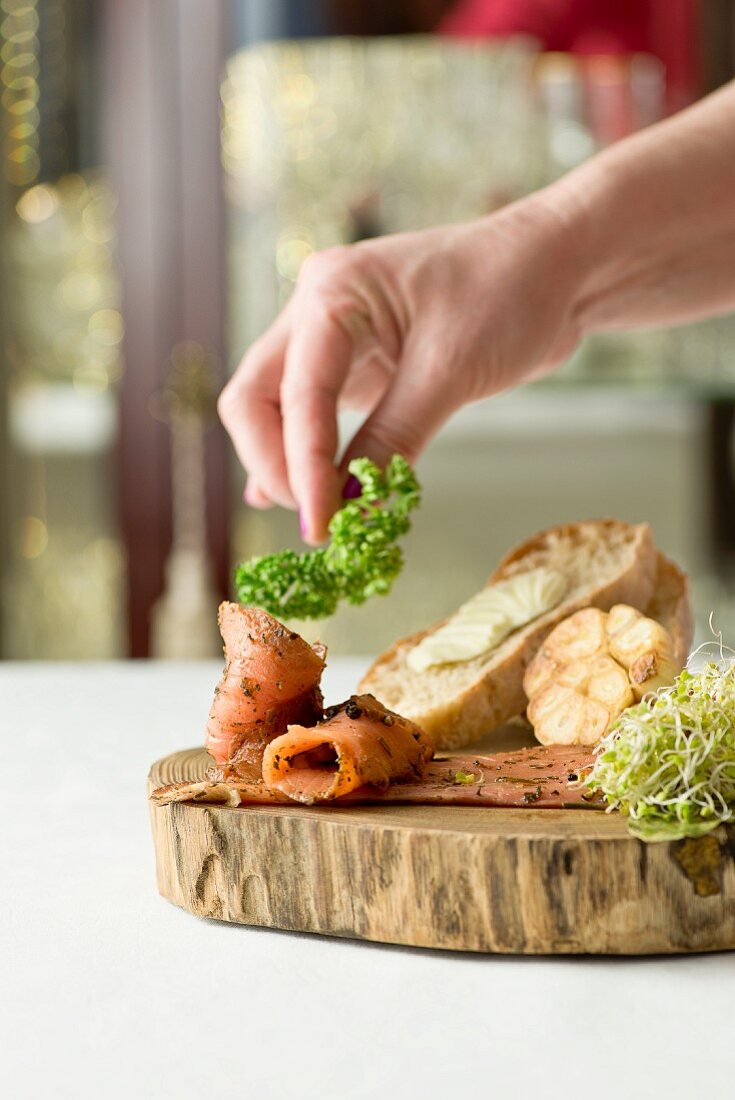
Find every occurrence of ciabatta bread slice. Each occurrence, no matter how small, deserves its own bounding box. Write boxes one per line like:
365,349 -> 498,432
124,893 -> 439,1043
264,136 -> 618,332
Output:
359,519 -> 659,751
644,551 -> 693,668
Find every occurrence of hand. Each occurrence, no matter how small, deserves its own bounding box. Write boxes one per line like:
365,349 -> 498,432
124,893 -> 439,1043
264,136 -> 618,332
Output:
221,80 -> 735,542
218,192 -> 585,542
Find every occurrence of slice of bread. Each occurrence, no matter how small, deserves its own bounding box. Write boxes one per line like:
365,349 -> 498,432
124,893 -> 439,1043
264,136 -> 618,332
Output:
359,519 -> 661,751
644,551 -> 694,668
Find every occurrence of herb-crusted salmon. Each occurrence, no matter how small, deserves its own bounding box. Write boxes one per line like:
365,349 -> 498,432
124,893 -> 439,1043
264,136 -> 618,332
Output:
151,744 -> 599,809
205,602 -> 326,775
151,610 -> 600,811
262,694 -> 434,804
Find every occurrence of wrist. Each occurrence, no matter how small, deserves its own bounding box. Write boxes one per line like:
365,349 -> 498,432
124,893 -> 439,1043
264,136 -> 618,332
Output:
534,152 -> 650,339
504,181 -> 598,339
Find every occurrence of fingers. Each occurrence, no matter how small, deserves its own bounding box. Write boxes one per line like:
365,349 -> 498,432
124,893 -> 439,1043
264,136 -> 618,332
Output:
221,243 -> 408,541
217,307 -> 295,509
280,296 -> 357,543
341,343 -> 458,475
338,346 -> 396,413
244,478 -> 273,509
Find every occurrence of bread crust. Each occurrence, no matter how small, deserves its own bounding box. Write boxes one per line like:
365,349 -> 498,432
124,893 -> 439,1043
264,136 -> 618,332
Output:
360,519 -> 662,751
644,551 -> 694,668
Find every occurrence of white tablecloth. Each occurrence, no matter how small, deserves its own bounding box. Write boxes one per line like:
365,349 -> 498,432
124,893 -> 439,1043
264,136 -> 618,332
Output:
1,660 -> 733,1099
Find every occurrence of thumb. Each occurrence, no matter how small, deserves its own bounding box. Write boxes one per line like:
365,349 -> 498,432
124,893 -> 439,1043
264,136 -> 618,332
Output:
340,357 -> 458,483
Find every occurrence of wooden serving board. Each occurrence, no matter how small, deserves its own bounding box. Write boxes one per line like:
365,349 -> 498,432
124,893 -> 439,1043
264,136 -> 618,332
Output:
148,745 -> 735,955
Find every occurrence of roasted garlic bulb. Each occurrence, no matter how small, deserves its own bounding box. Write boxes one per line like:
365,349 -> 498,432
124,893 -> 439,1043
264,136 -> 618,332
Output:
523,605 -> 680,746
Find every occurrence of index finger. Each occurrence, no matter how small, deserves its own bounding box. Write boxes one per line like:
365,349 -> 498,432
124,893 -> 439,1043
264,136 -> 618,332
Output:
218,305 -> 295,509
280,301 -> 356,543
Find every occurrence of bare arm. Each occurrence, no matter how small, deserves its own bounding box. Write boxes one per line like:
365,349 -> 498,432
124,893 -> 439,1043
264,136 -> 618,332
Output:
219,80 -> 735,542
558,78 -> 735,334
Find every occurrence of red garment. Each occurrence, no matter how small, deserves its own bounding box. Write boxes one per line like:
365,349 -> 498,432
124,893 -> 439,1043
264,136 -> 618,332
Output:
439,0 -> 700,110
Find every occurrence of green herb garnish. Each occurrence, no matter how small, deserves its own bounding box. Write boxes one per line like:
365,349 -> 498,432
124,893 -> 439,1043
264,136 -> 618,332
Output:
586,661 -> 735,841
234,455 -> 421,620
455,771 -> 477,785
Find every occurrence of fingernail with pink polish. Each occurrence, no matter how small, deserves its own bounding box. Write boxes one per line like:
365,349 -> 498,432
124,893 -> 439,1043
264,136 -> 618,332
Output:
299,511 -> 308,539
342,475 -> 362,500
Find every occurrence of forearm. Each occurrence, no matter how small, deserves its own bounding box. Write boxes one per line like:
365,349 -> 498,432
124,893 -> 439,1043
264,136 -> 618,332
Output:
543,79 -> 735,336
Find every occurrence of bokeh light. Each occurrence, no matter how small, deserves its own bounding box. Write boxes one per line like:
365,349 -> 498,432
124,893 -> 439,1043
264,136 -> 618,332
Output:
1,0 -> 40,187
19,515 -> 48,560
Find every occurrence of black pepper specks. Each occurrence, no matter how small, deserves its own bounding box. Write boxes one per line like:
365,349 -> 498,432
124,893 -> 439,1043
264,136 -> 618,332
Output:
344,699 -> 363,720
522,786 -> 542,804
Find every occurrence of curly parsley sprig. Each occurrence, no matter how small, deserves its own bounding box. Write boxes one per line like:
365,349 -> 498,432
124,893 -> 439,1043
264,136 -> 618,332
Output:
234,455 -> 421,620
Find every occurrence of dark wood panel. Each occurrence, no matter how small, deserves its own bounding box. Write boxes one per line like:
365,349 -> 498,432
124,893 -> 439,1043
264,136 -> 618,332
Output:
706,401 -> 735,575
327,0 -> 452,35
701,0 -> 735,90
174,0 -> 231,603
103,0 -> 230,655
103,0 -> 176,656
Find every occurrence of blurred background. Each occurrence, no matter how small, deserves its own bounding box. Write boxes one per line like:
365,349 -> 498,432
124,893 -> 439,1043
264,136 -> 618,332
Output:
1,0 -> 735,661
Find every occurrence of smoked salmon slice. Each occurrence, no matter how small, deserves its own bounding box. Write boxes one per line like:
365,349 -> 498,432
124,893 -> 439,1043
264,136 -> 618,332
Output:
262,694 -> 434,804
151,744 -> 600,809
372,745 -> 601,808
150,776 -> 289,807
205,602 -> 326,775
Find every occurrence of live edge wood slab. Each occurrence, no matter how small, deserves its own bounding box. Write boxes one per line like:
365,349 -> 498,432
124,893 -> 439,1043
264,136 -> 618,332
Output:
148,747 -> 735,955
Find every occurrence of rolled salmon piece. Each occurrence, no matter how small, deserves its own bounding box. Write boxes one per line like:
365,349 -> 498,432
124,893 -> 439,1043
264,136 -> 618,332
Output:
205,603 -> 326,775
262,693 -> 434,804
